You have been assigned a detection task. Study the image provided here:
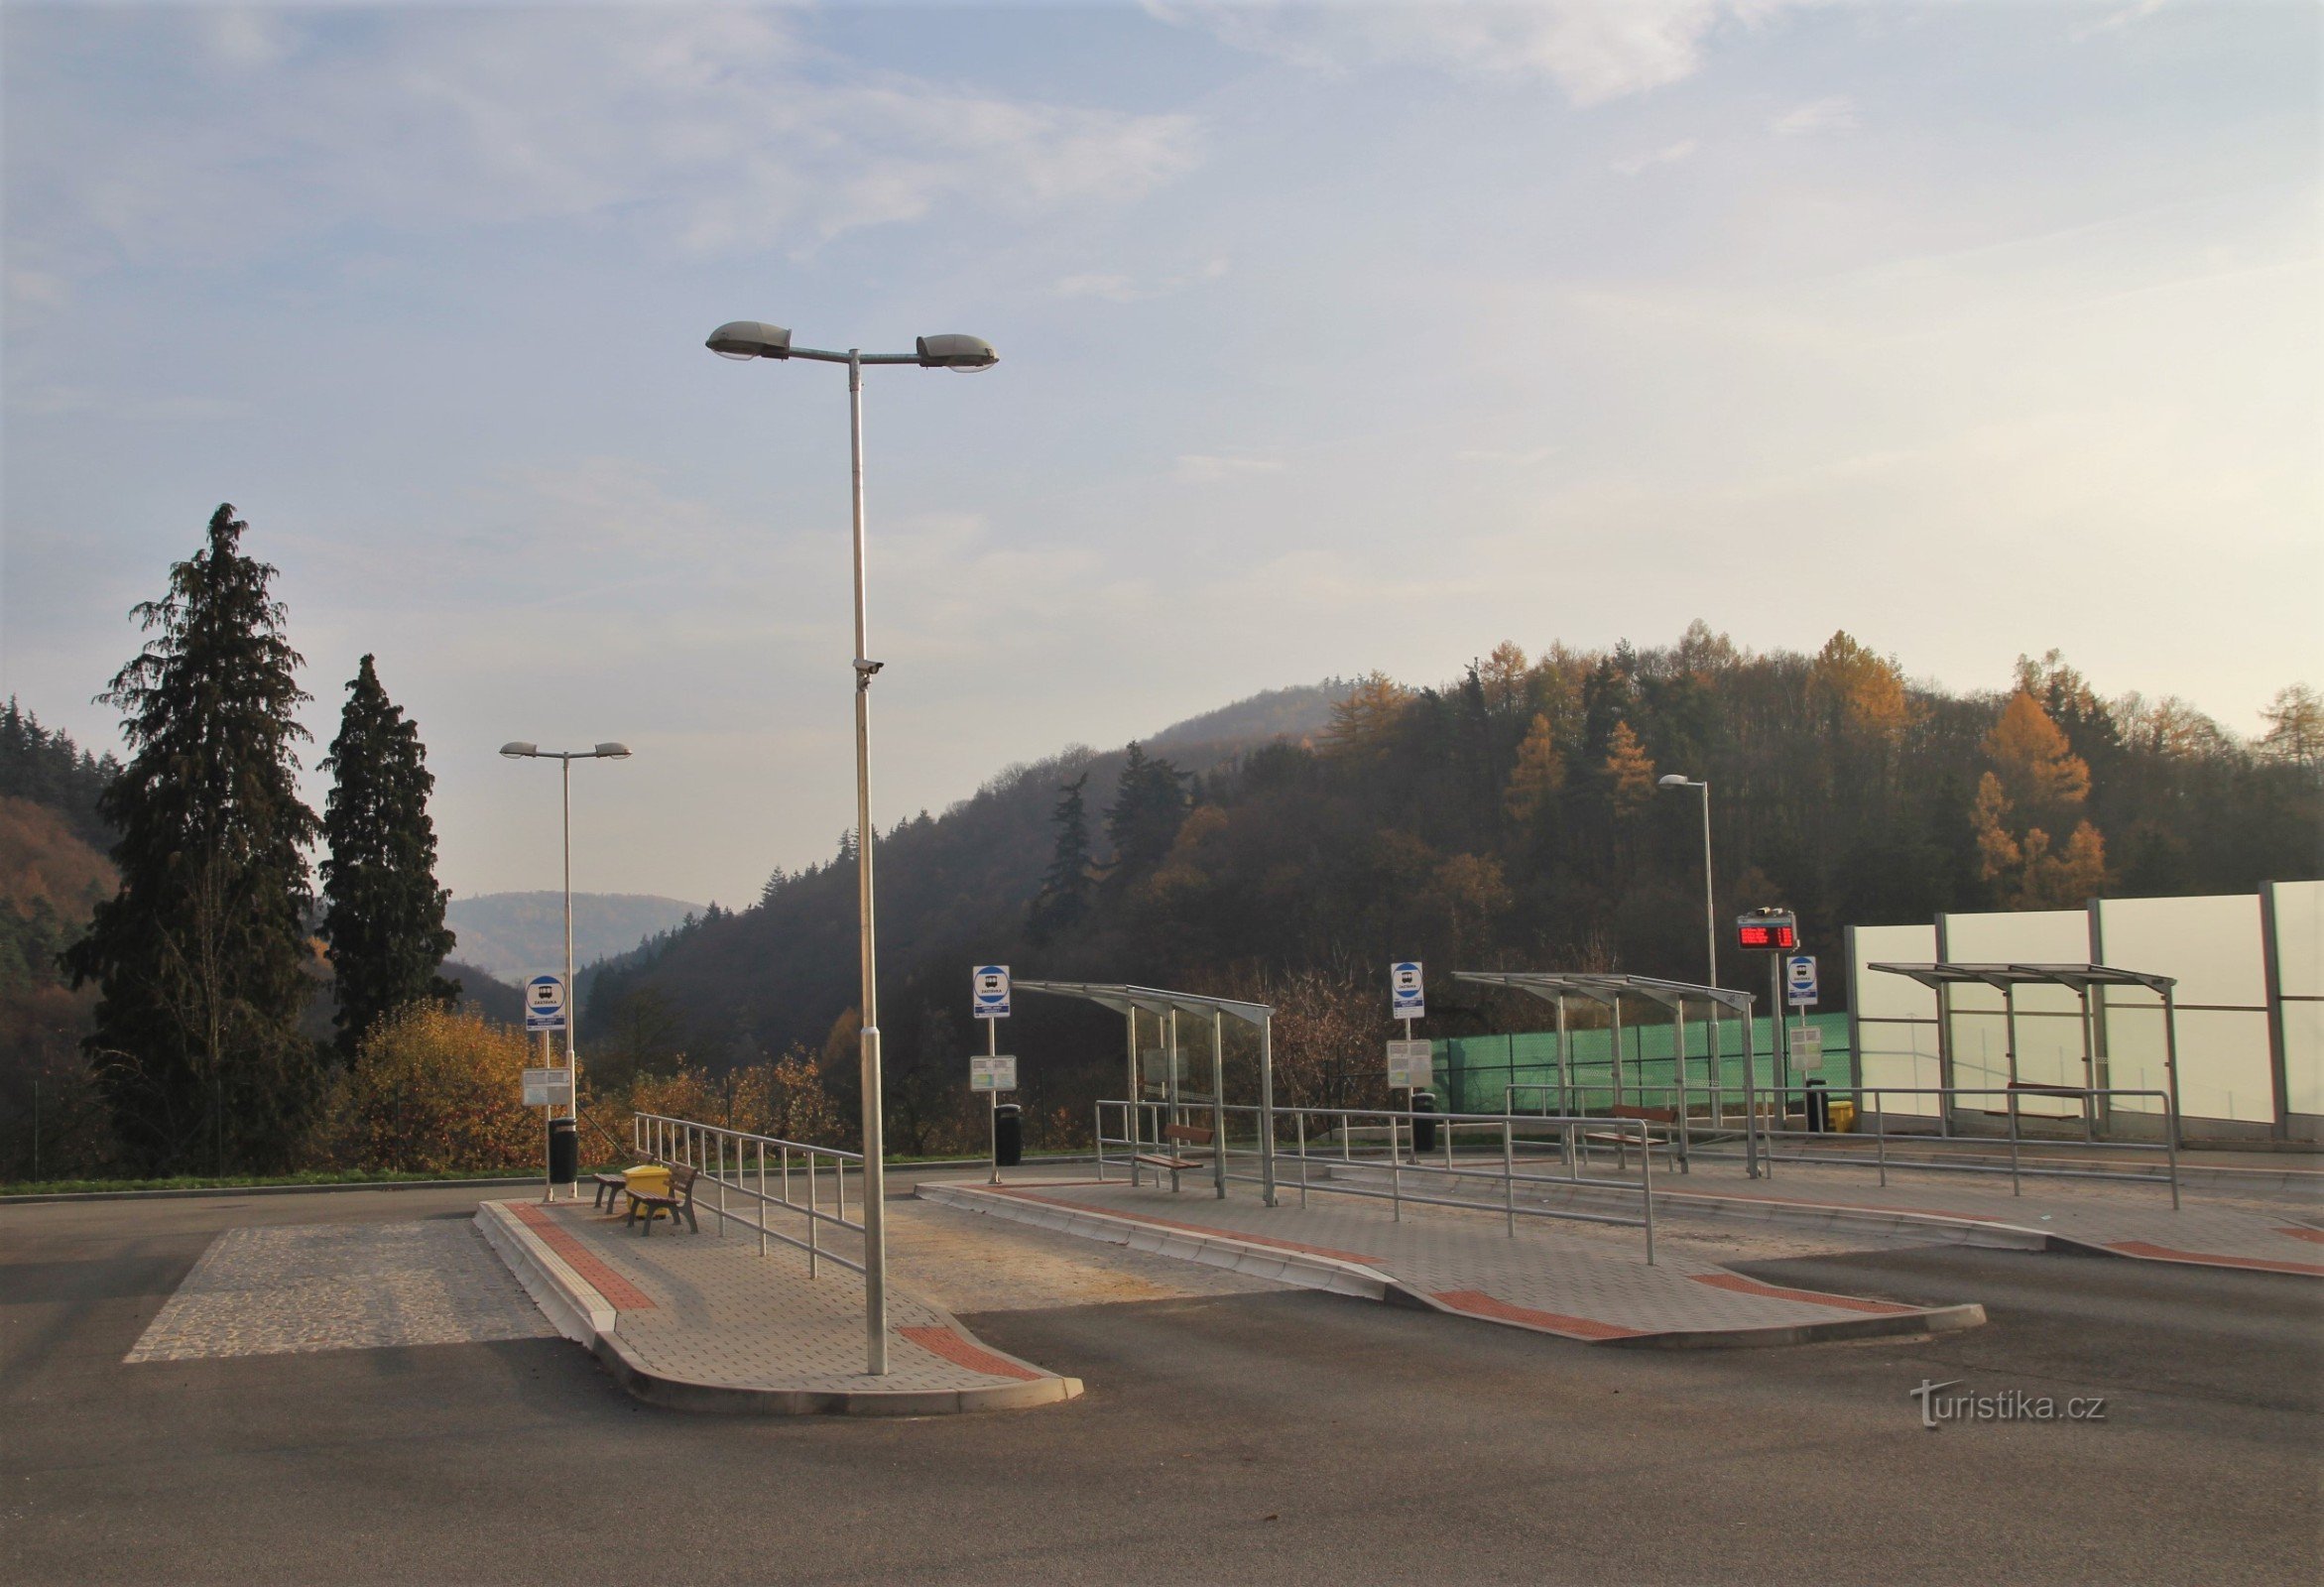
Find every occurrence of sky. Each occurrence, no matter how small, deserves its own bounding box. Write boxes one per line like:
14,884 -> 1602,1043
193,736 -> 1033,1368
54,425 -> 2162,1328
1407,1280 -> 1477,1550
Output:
4,0 -> 2317,909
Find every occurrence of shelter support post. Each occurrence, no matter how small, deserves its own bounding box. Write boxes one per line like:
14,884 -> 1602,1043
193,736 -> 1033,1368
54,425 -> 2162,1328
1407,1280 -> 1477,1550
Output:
1260,1017 -> 1278,1207
1212,1010 -> 1227,1199
1124,1008 -> 1140,1188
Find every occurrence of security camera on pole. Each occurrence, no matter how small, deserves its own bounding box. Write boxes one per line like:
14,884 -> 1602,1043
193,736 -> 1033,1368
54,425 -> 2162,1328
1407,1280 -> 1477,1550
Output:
970,965 -> 1015,1184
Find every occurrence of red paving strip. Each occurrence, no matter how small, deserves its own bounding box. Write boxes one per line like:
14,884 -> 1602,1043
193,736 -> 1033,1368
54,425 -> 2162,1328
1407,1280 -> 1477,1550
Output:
899,1325 -> 1040,1382
509,1202 -> 658,1311
989,1188 -> 1382,1266
1689,1272 -> 1915,1315
1428,1289 -> 1644,1341
2106,1240 -> 2324,1278
2274,1227 -> 2324,1246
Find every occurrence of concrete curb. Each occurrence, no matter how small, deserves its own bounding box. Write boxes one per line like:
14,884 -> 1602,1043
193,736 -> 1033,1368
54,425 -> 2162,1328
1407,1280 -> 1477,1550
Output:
474,1201 -> 614,1344
1600,1303 -> 1989,1350
474,1201 -> 1082,1416
920,1182 -> 1985,1349
917,1181 -> 1404,1301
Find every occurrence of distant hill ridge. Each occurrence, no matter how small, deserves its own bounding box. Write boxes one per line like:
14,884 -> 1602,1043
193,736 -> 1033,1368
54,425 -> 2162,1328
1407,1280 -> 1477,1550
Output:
445,892 -> 707,982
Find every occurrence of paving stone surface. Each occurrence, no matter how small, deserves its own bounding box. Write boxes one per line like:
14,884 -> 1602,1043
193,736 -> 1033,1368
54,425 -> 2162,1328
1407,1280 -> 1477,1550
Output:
945,1178 -> 1971,1340
506,1197 -> 1062,1394
883,1194 -> 1283,1312
126,1220 -> 555,1363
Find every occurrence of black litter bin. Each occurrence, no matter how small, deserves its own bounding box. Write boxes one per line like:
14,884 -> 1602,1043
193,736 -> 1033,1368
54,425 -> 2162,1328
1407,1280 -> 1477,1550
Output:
549,1116 -> 579,1183
1410,1091 -> 1439,1156
1803,1080 -> 1831,1134
994,1103 -> 1024,1167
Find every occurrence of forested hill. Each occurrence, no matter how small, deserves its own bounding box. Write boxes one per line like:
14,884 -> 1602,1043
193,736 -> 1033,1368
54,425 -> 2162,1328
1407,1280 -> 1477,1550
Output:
584,628 -> 2320,1145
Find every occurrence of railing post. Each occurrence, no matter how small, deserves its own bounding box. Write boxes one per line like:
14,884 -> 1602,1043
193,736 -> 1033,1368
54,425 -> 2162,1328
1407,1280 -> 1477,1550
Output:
2165,1092 -> 2181,1211
1504,1119 -> 1515,1237
1639,1120 -> 1655,1267
2007,1090 -> 2021,1196
1391,1109 -> 1402,1223
1094,1103 -> 1107,1182
1296,1109 -> 1308,1209
757,1140 -> 767,1255
716,1132 -> 727,1235
807,1157 -> 820,1279
1875,1088 -> 1887,1188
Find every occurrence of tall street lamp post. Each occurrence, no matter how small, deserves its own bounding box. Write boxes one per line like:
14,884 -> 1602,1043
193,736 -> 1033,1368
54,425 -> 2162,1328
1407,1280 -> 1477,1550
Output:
705,319 -> 997,1376
1657,774 -> 1716,989
500,740 -> 633,1195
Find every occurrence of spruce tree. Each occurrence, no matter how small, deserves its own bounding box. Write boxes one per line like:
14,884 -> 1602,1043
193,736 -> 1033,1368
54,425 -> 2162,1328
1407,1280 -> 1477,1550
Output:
320,655 -> 457,1054
1029,773 -> 1094,941
65,505 -> 322,1172
1104,742 -> 1189,882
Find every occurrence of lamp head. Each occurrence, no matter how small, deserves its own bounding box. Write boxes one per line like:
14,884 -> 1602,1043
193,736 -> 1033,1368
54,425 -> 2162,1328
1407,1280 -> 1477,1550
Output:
593,742 -> 633,759
1657,774 -> 1693,790
500,741 -> 539,758
916,333 -> 998,371
706,320 -> 793,361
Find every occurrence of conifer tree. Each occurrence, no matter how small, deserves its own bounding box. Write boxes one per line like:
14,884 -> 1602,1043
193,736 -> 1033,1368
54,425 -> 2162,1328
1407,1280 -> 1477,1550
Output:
65,506 -> 321,1171
320,655 -> 457,1054
1105,743 -> 1189,880
1029,773 -> 1094,941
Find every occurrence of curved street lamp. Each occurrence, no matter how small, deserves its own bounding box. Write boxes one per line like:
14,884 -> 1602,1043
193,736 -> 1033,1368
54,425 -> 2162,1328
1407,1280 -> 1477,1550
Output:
501,740 -> 633,1197
1657,773 -> 1716,990
706,318 -> 996,1376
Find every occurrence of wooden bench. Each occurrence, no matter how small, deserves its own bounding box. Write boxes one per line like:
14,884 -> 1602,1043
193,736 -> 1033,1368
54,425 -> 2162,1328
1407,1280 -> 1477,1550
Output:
1584,1105 -> 1687,1171
590,1170 -> 631,1212
1135,1123 -> 1215,1189
625,1162 -> 700,1234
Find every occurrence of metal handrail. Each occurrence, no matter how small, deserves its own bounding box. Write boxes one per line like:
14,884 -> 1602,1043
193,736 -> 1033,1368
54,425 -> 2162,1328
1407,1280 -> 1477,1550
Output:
1094,1098 -> 1663,1265
630,1112 -> 868,1277
1683,1083 -> 2180,1208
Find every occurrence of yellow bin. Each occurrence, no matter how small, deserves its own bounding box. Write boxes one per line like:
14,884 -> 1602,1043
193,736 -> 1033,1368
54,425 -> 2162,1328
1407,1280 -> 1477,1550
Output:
622,1163 -> 671,1197
1828,1100 -> 1856,1134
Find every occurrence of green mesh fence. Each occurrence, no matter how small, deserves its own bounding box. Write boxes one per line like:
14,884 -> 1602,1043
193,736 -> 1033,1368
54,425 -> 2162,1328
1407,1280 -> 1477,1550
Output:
1431,1012 -> 1854,1115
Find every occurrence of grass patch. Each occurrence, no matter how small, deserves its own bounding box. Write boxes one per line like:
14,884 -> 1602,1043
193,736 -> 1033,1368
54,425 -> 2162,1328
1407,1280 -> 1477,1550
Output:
0,1166 -> 544,1197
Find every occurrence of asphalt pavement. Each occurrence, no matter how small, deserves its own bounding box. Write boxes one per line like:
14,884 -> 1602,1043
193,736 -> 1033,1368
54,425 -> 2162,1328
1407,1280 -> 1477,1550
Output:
4,1184 -> 2317,1586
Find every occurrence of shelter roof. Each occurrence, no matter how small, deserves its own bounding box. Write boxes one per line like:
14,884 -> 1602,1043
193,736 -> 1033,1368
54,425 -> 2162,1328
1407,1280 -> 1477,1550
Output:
1453,971 -> 1755,1015
1014,979 -> 1274,1028
1868,962 -> 2175,994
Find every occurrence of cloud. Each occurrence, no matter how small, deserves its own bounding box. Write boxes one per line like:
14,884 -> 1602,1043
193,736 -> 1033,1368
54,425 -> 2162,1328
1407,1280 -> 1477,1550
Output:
1174,453 -> 1284,483
1155,2 -> 1792,106
7,8 -> 1204,275
1613,137 -> 1700,175
1456,444 -> 1560,466
1771,95 -> 1858,136
2076,0 -> 2170,41
1052,258 -> 1230,302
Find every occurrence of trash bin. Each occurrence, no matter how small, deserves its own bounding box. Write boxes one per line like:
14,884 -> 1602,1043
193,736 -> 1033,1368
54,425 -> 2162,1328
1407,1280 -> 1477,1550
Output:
1803,1080 -> 1831,1134
1410,1091 -> 1439,1156
994,1103 -> 1024,1167
549,1116 -> 579,1183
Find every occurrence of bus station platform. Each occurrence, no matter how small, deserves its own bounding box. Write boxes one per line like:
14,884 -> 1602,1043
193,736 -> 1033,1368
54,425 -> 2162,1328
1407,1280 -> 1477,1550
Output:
1319,1155 -> 2324,1277
917,1178 -> 1988,1347
476,1196 -> 1082,1415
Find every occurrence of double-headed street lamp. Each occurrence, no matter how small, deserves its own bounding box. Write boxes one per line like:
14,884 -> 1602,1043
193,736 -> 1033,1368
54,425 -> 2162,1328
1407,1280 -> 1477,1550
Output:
500,740 -> 633,1195
705,318 -> 997,1377
1656,773 -> 1716,990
